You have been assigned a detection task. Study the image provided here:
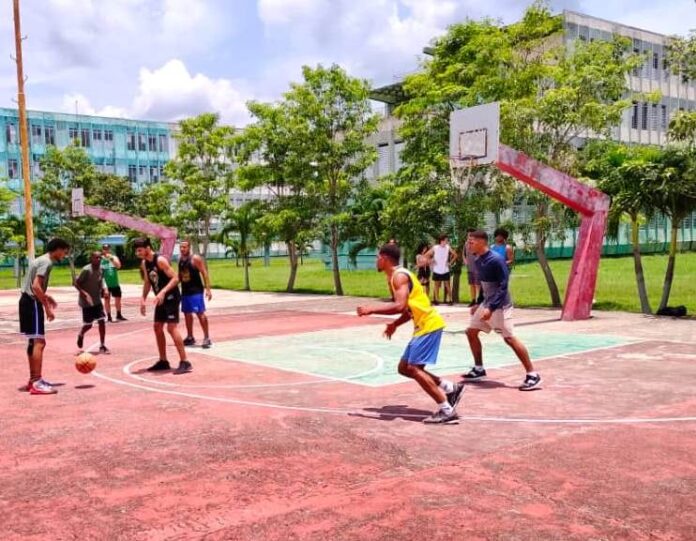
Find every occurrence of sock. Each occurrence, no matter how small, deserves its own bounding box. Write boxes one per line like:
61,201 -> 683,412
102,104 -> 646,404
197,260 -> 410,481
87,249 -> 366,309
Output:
474,365 -> 485,372
527,371 -> 538,377
438,401 -> 453,415
438,380 -> 454,393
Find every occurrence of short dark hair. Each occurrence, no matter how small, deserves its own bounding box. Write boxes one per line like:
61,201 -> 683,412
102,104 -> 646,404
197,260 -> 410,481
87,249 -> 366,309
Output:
46,238 -> 69,252
466,228 -> 476,233
102,243 -> 111,249
133,237 -> 152,249
493,228 -> 509,240
378,243 -> 401,265
468,230 -> 488,242
437,234 -> 448,242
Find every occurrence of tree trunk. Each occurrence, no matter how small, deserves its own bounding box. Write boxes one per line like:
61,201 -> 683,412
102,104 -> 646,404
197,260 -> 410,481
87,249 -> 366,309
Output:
330,224 -> 343,296
630,215 -> 652,314
535,229 -> 562,307
264,242 -> 270,267
243,253 -> 251,292
286,241 -> 299,292
451,242 -> 465,304
658,220 -> 679,311
68,256 -> 77,284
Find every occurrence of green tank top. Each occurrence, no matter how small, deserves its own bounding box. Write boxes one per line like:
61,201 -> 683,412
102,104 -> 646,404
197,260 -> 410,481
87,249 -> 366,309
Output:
101,257 -> 120,288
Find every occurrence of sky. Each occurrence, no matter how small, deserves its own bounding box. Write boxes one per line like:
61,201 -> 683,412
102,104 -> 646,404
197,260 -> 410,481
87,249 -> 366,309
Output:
0,0 -> 693,127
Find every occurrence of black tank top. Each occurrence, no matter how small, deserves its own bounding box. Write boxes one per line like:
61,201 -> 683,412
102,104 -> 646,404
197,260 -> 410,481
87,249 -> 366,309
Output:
178,256 -> 204,296
145,253 -> 178,297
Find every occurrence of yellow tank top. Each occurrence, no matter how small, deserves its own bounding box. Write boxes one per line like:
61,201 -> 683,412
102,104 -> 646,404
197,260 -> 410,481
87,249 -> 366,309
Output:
391,267 -> 446,337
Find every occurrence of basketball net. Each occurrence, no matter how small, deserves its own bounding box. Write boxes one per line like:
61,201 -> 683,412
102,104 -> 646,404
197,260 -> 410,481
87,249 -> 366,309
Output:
449,156 -> 478,195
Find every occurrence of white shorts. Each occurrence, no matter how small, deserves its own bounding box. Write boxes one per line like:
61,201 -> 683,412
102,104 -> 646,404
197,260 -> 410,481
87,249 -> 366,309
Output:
469,304 -> 515,338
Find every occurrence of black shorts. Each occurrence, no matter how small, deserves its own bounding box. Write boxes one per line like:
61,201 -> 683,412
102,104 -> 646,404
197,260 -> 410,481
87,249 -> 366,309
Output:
154,292 -> 180,324
82,303 -> 106,324
432,272 -> 451,282
107,286 -> 122,298
417,267 -> 431,284
19,293 -> 45,339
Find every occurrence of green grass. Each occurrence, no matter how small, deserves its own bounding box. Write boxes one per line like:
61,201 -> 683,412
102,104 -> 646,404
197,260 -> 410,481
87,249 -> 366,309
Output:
3,252 -> 694,314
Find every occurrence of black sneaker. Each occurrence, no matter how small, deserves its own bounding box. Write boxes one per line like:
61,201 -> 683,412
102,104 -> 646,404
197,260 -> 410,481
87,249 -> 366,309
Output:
116,314 -> 127,321
99,345 -> 110,355
201,338 -> 212,349
446,382 -> 465,410
77,334 -> 84,350
423,410 -> 459,425
519,373 -> 542,391
183,337 -> 195,346
107,315 -> 113,323
146,359 -> 171,372
173,360 -> 193,375
463,367 -> 487,380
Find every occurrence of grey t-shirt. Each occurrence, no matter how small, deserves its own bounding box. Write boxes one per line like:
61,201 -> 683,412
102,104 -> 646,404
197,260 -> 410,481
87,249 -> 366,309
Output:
76,265 -> 106,308
21,253 -> 53,298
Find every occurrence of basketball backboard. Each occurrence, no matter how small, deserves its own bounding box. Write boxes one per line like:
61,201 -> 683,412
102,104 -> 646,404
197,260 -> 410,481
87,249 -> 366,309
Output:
449,102 -> 500,168
71,188 -> 84,217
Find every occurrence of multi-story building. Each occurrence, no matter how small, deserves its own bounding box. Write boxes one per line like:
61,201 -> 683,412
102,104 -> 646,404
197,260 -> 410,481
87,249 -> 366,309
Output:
0,108 -> 177,214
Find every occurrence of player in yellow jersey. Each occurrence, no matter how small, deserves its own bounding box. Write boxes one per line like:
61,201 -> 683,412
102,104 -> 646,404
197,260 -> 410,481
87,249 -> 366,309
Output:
357,243 -> 464,424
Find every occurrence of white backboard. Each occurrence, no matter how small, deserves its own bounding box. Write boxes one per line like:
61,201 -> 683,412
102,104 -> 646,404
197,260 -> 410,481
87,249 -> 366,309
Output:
71,188 -> 84,217
449,102 -> 500,167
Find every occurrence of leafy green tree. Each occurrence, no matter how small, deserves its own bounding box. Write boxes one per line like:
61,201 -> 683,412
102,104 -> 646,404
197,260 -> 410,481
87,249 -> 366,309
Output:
396,2 -> 643,307
668,110 -> 696,148
285,64 -> 379,295
666,31 -> 696,82
236,100 -> 318,291
217,202 -> 262,291
164,113 -> 235,256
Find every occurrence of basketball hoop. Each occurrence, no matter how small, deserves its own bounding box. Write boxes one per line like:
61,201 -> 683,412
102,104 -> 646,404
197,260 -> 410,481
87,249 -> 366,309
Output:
449,155 -> 479,193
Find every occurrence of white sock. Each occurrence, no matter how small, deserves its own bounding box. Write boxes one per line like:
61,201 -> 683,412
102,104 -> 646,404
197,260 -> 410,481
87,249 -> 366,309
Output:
438,380 -> 454,393
527,371 -> 538,377
474,366 -> 484,372
439,401 -> 453,415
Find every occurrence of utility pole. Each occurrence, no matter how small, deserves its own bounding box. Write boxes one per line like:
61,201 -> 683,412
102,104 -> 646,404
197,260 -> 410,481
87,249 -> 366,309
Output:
13,0 -> 35,260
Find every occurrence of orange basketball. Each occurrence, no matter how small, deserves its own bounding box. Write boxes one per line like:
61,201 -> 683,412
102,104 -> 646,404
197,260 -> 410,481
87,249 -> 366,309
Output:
75,352 -> 97,374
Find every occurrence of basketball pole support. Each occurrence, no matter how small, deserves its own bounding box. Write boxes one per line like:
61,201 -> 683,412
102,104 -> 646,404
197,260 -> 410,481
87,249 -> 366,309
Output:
496,144 -> 610,321
82,205 -> 178,259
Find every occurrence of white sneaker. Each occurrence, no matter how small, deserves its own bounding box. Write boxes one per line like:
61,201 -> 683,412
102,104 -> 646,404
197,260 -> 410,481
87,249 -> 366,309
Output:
29,379 -> 57,395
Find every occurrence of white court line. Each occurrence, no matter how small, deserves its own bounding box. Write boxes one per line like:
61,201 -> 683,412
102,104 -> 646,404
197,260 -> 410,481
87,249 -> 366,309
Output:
123,346 -> 385,389
89,332 -> 696,425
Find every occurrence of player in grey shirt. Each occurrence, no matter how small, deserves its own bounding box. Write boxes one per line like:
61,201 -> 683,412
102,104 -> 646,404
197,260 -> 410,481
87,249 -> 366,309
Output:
74,251 -> 109,354
19,238 -> 70,395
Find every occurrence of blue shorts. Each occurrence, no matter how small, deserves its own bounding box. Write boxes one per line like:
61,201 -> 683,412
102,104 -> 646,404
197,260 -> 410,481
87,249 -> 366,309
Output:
181,293 -> 206,314
402,329 -> 443,365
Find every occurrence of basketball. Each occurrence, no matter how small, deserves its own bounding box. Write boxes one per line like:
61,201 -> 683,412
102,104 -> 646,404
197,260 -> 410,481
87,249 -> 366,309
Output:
75,352 -> 97,374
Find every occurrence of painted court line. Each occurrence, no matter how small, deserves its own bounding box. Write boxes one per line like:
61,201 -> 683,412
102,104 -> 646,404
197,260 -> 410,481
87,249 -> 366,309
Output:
90,330 -> 696,425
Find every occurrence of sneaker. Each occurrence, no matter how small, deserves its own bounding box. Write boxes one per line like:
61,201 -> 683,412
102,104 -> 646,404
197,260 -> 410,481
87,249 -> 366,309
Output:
423,410 -> 459,425
201,338 -> 212,349
462,367 -> 487,380
29,379 -> 57,395
183,337 -> 196,346
173,360 -> 193,375
146,359 -> 171,372
519,374 -> 542,391
77,334 -> 84,350
432,300 -> 440,305
99,345 -> 110,355
107,314 -> 113,323
446,382 -> 465,410
116,314 -> 127,321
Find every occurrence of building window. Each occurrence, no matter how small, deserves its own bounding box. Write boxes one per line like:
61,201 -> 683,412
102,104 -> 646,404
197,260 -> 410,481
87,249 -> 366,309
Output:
31,124 -> 42,145
641,103 -> 648,130
44,126 -> 55,146
651,104 -> 658,131
127,132 -> 136,151
661,105 -> 668,129
148,134 -> 157,152
159,165 -> 165,178
128,164 -> 137,182
8,159 -> 19,179
138,134 -> 146,151
138,165 -> 146,178
69,126 -> 79,142
104,130 -> 113,142
150,165 -> 159,181
653,53 -> 659,71
6,123 -> 18,145
80,129 -> 91,148
631,102 -> 639,129
158,134 -> 168,152
93,129 -> 102,141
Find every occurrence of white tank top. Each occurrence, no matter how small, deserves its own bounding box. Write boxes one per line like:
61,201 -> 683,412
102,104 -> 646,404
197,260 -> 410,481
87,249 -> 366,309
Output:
432,244 -> 450,274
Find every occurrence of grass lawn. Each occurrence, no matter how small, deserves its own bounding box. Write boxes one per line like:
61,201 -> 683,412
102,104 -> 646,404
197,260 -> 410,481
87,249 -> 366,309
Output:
1,252 -> 694,314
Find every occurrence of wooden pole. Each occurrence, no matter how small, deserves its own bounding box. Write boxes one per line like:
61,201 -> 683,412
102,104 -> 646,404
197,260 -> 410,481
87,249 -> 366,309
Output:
13,0 -> 35,260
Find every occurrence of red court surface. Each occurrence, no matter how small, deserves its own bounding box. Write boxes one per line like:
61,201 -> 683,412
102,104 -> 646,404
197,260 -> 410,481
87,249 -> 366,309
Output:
1,286 -> 695,540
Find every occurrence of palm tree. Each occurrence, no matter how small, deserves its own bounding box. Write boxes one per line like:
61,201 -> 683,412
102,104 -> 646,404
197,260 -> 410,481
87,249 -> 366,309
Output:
218,202 -> 261,291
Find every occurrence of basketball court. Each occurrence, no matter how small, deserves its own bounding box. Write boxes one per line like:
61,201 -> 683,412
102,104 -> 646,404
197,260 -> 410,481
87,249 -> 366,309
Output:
1,285 -> 695,540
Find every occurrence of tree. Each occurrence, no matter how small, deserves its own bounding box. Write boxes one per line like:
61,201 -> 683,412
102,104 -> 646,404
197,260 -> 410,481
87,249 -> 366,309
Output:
668,110 -> 696,149
396,2 -> 643,307
581,141 -> 662,314
285,64 -> 379,295
236,100 -> 318,292
217,202 -> 262,291
164,113 -> 235,256
665,31 -> 696,82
